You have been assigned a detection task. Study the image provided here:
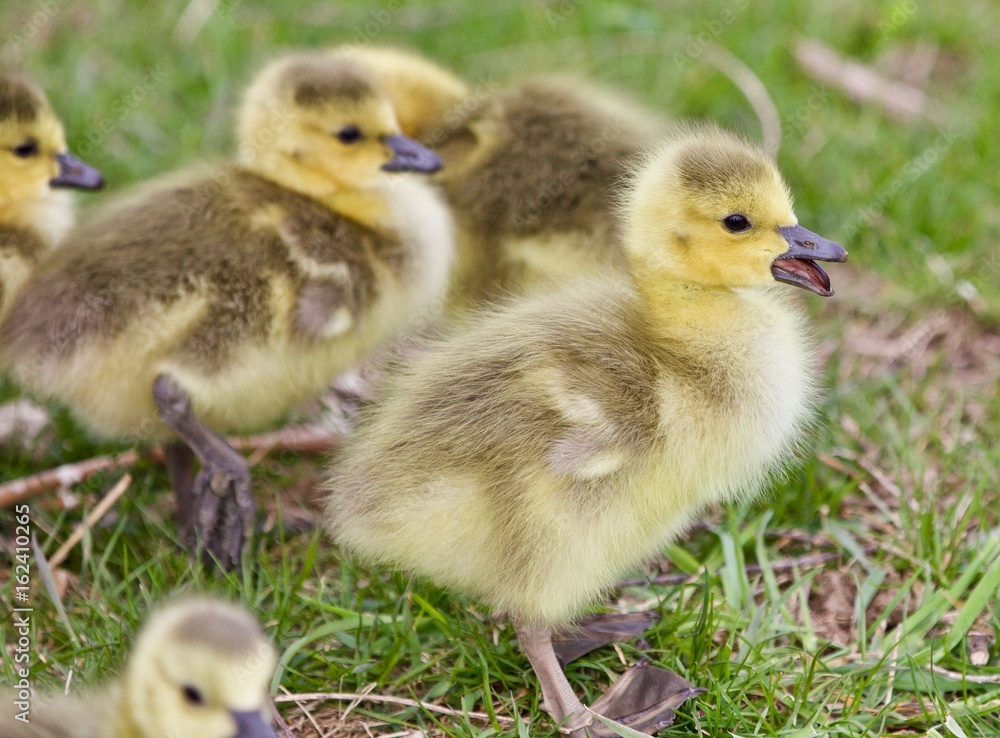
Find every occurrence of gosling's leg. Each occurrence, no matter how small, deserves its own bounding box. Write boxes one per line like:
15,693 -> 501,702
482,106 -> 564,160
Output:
515,624 -> 592,737
163,441 -> 196,544
551,611 -> 659,667
153,374 -> 253,570
517,623 -> 703,737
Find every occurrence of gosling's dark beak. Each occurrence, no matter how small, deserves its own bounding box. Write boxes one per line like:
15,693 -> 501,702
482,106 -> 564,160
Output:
382,134 -> 441,173
51,152 -> 104,190
230,709 -> 277,738
771,224 -> 848,297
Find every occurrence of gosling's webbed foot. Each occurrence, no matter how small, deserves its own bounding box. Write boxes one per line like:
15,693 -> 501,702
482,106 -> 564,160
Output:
189,451 -> 253,570
153,374 -> 254,571
552,611 -> 659,666
584,660 -> 704,737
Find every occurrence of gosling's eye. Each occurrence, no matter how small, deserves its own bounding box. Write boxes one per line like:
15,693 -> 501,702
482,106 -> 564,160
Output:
723,214 -> 751,232
336,126 -> 362,144
11,140 -> 39,158
182,685 -> 204,706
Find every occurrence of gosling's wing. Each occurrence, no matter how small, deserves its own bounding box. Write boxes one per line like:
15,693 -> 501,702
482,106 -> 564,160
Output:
293,278 -> 353,339
407,279 -> 662,485
531,354 -> 660,483
0,167 -> 388,368
327,277 -> 662,506
545,412 -> 635,482
280,215 -> 392,342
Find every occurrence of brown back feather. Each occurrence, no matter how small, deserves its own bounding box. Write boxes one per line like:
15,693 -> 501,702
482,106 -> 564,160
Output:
0,169 -> 396,372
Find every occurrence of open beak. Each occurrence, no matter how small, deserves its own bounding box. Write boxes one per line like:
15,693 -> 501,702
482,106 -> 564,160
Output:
50,152 -> 104,190
771,224 -> 848,297
230,709 -> 277,738
382,134 -> 441,173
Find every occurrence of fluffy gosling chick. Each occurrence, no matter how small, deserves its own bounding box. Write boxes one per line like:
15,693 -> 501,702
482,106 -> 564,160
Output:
0,52 -> 452,568
0,73 -> 102,320
1,599 -> 277,738
329,45 -> 663,312
326,125 -> 847,736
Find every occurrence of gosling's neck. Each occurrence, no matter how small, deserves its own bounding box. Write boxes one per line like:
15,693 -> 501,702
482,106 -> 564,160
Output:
320,186 -> 393,231
241,154 -> 389,230
0,188 -> 75,249
632,271 -> 781,339
634,275 -> 746,326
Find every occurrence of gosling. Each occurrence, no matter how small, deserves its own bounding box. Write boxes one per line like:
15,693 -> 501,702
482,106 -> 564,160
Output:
0,72 -> 102,321
1,52 -> 452,568
326,125 -> 847,736
1,598 -> 277,738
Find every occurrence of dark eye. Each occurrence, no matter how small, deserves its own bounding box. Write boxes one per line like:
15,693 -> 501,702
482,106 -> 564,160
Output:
11,140 -> 38,158
336,126 -> 362,144
723,214 -> 751,232
182,685 -> 204,705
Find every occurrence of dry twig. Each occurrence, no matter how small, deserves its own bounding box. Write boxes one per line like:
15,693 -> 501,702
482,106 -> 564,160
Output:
47,474 -> 133,568
817,452 -> 857,480
924,663 -> 1000,685
0,451 -> 143,508
0,424 -> 340,508
273,691 -> 517,725
270,700 -> 298,738
794,39 -> 946,125
280,686 -> 329,738
702,44 -> 782,155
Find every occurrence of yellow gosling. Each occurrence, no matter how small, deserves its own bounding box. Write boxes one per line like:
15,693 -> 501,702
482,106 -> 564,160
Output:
0,52 -> 452,568
1,599 -> 277,738
325,124 -> 847,736
0,72 -> 102,322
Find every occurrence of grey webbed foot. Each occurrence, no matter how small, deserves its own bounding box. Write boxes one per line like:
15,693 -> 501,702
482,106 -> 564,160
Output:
516,623 -> 701,738
153,374 -> 253,571
551,611 -> 659,667
584,660 -> 704,736
191,447 -> 253,569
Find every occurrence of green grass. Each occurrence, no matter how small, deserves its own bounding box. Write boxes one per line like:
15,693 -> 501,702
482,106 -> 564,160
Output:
2,0 -> 999,735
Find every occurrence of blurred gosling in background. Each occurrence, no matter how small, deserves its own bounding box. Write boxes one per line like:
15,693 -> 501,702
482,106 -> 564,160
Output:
1,598 -> 277,738
0,51 -> 452,568
0,72 -> 102,323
